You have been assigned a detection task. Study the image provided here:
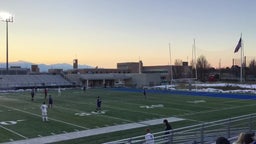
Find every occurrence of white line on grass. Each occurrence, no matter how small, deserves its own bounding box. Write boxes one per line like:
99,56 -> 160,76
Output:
55,99 -> 168,123
0,105 -> 88,130
53,105 -> 135,123
59,98 -> 169,117
0,125 -> 27,139
2,117 -> 184,144
177,103 -> 256,117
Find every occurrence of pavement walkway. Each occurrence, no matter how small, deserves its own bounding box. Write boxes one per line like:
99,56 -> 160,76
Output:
3,117 -> 184,144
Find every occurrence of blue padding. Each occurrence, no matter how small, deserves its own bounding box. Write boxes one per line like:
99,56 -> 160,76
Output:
111,88 -> 256,100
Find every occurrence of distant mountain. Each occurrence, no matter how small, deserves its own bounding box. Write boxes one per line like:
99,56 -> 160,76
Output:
0,60 -> 93,72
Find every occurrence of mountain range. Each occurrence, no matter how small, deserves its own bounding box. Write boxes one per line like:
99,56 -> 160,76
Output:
0,60 -> 93,72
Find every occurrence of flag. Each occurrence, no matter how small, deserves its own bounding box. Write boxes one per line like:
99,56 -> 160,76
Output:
234,38 -> 242,53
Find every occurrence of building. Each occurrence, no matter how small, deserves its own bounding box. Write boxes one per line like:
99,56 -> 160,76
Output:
65,60 -> 192,88
31,65 -> 40,73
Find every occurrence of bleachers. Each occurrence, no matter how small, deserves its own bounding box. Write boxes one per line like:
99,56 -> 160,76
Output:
0,74 -> 73,89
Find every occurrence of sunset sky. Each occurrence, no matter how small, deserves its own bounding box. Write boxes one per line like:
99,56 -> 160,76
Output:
0,0 -> 255,68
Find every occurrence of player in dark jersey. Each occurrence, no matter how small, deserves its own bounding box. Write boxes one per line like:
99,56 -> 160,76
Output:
96,96 -> 102,112
48,95 -> 53,108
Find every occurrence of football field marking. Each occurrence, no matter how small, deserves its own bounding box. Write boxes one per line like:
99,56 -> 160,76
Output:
2,117 -> 184,144
0,120 -> 25,126
0,104 -> 88,130
177,102 -> 256,117
0,124 -> 27,139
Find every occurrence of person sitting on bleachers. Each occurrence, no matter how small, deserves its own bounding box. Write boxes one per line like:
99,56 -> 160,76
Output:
216,136 -> 230,144
144,128 -> 154,144
244,133 -> 256,144
232,132 -> 245,144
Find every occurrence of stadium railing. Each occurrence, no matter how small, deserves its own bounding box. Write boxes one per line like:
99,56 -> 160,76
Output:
103,113 -> 256,144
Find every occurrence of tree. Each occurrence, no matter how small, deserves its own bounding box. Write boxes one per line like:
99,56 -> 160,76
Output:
174,59 -> 182,66
248,59 -> 256,76
196,55 -> 210,81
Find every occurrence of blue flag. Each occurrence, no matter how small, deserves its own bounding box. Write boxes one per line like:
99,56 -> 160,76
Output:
234,38 -> 242,53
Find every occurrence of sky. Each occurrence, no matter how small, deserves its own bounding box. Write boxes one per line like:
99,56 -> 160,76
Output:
0,0 -> 255,68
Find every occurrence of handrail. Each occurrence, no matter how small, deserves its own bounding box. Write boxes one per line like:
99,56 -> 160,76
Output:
104,113 -> 256,144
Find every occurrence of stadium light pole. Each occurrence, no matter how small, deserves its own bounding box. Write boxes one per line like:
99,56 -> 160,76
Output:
0,12 -> 14,72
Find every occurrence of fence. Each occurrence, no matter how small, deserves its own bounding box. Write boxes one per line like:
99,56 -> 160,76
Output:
104,113 -> 256,144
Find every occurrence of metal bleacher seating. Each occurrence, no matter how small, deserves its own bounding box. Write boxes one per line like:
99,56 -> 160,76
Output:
0,74 -> 73,89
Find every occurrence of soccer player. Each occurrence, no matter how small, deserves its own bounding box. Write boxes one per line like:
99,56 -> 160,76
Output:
48,95 -> 53,108
96,96 -> 102,112
31,88 -> 35,101
44,88 -> 48,99
40,102 -> 48,122
58,87 -> 61,96
83,85 -> 86,96
143,88 -> 147,99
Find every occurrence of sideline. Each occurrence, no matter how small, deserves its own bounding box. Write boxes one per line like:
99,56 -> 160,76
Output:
3,117 -> 184,144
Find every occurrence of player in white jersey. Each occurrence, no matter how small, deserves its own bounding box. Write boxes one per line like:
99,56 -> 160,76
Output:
58,87 -> 61,96
41,102 -> 48,122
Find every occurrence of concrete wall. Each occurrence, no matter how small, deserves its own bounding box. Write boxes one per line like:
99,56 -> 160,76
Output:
125,73 -> 162,88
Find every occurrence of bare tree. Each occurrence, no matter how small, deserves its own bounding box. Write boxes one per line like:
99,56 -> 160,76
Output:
196,55 -> 210,81
248,59 -> 256,76
174,59 -> 183,66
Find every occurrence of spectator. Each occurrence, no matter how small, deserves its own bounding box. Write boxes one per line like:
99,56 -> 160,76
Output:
163,119 -> 172,133
216,136 -> 230,144
233,132 -> 245,144
145,128 -> 154,144
244,133 -> 256,144
163,119 -> 172,143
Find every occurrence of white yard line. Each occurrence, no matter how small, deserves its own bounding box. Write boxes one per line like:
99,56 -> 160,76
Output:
0,125 -> 27,139
2,117 -> 184,144
0,105 -> 88,130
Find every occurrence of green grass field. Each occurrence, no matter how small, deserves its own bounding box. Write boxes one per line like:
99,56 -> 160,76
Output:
0,88 -> 256,144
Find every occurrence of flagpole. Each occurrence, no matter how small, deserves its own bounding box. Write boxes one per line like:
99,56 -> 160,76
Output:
240,34 -> 243,83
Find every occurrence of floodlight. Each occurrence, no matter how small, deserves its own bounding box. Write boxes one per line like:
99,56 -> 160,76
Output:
0,11 -> 14,72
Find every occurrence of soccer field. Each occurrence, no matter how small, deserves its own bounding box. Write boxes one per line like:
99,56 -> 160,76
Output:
1,88 -> 256,144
